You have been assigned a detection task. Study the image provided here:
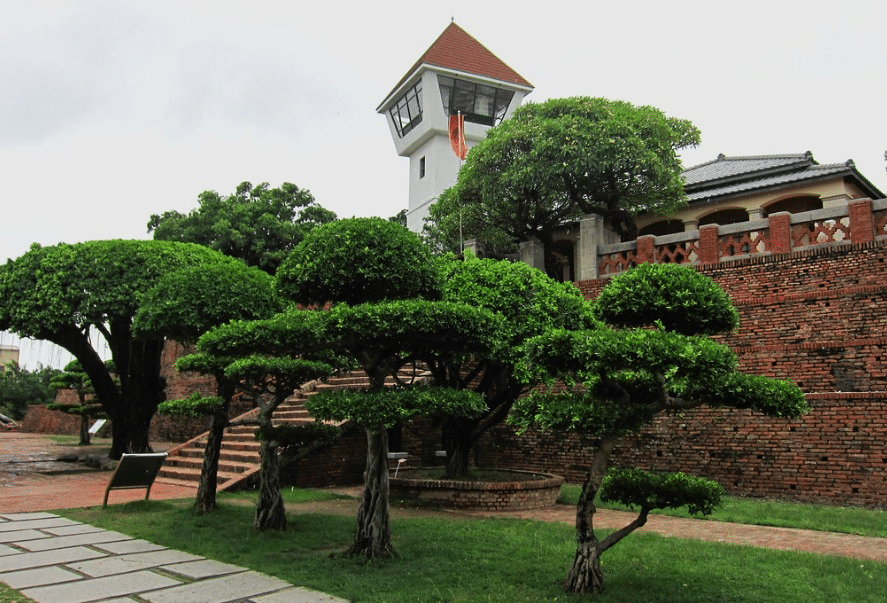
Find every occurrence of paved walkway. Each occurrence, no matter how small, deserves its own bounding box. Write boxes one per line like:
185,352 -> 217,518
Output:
1,433 -> 346,602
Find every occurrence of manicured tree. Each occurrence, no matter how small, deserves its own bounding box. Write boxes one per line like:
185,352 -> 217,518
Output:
199,218 -> 494,556
511,263 -> 809,595
426,97 -> 700,274
434,256 -> 598,478
0,240 -> 229,458
47,360 -> 110,445
133,260 -> 282,513
223,355 -> 336,531
148,181 -> 337,274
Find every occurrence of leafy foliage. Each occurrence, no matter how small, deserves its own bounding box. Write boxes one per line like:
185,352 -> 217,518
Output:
276,217 -> 442,305
306,387 -> 486,429
0,363 -> 60,420
157,393 -> 226,418
133,260 -> 283,342
601,468 -> 725,516
255,422 -> 339,448
426,96 -> 701,259
593,263 -> 739,335
0,239 -> 234,456
148,181 -> 336,273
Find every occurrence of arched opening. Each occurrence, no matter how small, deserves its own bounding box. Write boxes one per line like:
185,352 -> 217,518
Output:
698,208 -> 749,227
763,195 -> 822,216
548,240 -> 575,282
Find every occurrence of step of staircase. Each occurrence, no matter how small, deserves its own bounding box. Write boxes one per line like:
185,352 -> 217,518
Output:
158,367 -> 429,491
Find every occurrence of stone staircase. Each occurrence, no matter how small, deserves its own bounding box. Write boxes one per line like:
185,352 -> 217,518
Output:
156,368 -> 428,491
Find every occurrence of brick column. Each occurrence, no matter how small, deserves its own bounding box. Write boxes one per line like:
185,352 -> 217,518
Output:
848,198 -> 874,243
698,224 -> 719,264
768,211 -> 792,254
636,235 -> 656,264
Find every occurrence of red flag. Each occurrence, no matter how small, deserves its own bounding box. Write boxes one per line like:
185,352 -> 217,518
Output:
448,114 -> 467,160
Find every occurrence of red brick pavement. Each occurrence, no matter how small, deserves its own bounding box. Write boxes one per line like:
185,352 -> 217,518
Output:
1,432 -> 196,513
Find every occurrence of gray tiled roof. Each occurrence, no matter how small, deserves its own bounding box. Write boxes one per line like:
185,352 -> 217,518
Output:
682,151 -> 883,203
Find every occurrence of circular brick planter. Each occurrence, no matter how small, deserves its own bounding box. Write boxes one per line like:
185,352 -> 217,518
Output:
389,468 -> 564,511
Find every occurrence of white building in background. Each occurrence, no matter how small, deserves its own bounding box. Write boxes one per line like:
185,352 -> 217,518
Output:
377,22 -> 533,233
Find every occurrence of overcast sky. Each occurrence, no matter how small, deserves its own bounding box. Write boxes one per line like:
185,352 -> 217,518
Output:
2,0 -> 885,368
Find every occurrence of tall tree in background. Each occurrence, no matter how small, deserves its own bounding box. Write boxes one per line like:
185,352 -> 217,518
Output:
148,181 -> 337,274
0,363 -> 59,422
426,97 -> 700,275
0,240 -> 234,458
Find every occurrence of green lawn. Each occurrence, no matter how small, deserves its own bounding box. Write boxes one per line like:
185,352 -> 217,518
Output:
49,488 -> 887,603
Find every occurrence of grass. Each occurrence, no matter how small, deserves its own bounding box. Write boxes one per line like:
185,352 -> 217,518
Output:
52,487 -> 887,603
558,484 -> 887,538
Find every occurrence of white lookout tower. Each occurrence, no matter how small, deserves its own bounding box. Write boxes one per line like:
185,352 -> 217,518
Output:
377,22 -> 533,233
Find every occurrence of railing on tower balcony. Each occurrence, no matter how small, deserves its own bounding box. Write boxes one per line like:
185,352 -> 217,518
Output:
597,198 -> 887,277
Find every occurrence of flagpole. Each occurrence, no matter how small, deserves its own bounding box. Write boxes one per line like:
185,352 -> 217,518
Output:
458,111 -> 464,253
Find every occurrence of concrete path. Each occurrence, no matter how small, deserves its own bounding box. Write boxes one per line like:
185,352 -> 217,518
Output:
0,511 -> 346,603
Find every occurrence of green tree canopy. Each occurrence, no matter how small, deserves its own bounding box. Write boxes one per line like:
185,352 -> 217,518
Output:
0,240 -> 235,458
426,97 -> 700,274
431,255 -> 599,477
511,264 -> 808,595
277,217 -> 442,306
148,181 -> 336,274
132,259 -> 285,513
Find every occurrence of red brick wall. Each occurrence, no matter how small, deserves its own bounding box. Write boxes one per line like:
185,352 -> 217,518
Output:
481,239 -> 887,507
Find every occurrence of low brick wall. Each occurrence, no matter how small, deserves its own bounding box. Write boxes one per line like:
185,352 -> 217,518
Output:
389,469 -> 564,510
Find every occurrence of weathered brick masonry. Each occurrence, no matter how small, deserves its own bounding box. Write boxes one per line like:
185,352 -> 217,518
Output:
481,239 -> 887,507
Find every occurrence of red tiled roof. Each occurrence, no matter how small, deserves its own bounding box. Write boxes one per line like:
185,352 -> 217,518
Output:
382,22 -> 532,107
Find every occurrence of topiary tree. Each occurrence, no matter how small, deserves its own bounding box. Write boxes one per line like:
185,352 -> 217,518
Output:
223,355 -> 336,531
511,263 -> 809,595
197,218 -> 493,556
0,240 -> 232,458
47,360 -> 111,445
433,255 -> 598,478
133,260 -> 283,513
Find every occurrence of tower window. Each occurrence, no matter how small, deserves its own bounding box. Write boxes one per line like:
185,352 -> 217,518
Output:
389,82 -> 423,137
419,157 -> 426,178
438,75 -> 514,126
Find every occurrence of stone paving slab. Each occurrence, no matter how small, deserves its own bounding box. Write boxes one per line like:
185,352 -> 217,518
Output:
0,529 -> 49,543
14,529 -> 131,552
162,558 -> 245,579
0,513 -> 60,522
21,568 -> 182,603
0,544 -> 19,557
92,538 -> 167,554
68,549 -> 203,577
0,545 -> 108,572
0,565 -> 82,589
252,587 -> 350,602
0,517 -> 78,532
140,570 -> 292,603
43,523 -> 105,536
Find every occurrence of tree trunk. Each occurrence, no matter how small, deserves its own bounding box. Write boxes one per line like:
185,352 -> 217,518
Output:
78,415 -> 91,446
564,472 -> 605,594
254,437 -> 286,531
194,409 -> 227,514
442,416 -> 473,479
345,428 -> 394,558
